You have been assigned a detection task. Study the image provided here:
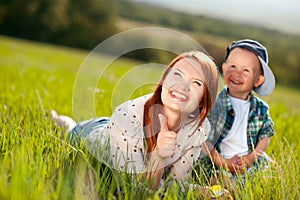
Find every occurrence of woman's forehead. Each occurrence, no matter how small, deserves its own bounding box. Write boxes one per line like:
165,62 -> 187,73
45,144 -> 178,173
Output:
172,57 -> 205,79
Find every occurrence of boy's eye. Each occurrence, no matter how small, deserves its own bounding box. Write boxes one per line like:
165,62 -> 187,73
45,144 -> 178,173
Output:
230,65 -> 236,68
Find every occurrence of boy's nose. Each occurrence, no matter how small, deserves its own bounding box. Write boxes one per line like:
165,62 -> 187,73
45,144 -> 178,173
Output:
233,71 -> 242,79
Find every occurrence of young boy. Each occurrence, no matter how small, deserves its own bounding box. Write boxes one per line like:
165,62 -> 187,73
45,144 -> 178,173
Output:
203,39 -> 275,187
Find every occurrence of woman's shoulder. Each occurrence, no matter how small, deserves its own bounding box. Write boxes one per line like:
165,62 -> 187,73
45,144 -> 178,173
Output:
179,118 -> 211,148
202,118 -> 211,132
198,118 -> 211,141
114,93 -> 153,112
110,93 -> 152,137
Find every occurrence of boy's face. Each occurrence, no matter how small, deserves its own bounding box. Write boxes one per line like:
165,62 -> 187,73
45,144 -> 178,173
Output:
222,48 -> 265,100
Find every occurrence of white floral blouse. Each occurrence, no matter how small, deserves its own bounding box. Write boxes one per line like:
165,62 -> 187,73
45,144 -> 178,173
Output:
107,94 -> 210,180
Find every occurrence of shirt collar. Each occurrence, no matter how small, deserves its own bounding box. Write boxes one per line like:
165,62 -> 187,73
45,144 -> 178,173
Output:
221,86 -> 258,113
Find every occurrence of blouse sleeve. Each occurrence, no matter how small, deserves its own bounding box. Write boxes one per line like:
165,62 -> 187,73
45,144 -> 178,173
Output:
168,118 -> 210,180
169,146 -> 201,180
107,100 -> 146,173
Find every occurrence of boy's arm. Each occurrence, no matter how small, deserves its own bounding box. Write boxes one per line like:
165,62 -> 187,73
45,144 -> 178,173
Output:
237,101 -> 274,170
238,137 -> 270,169
202,143 -> 241,174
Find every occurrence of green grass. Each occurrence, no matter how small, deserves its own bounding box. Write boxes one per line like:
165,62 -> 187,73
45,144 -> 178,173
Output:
0,35 -> 299,199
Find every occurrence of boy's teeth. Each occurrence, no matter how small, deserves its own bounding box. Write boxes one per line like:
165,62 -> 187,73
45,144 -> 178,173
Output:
232,80 -> 242,84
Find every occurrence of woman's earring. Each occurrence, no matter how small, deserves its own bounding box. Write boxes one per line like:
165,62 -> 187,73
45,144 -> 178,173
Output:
188,113 -> 196,119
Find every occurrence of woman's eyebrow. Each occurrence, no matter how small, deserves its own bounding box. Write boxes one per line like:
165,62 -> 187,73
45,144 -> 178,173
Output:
174,68 -> 204,81
173,69 -> 183,74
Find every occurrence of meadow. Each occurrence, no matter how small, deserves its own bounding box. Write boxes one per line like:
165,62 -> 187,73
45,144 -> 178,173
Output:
0,35 -> 299,199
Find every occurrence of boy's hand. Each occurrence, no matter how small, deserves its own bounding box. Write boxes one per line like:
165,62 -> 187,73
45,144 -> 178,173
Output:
236,154 -> 252,170
211,152 -> 243,174
156,114 -> 177,158
213,154 -> 242,174
224,155 -> 243,174
229,154 -> 253,174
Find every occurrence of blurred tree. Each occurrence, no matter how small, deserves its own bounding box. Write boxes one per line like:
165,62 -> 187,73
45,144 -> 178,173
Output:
0,0 -> 117,49
54,0 -> 117,48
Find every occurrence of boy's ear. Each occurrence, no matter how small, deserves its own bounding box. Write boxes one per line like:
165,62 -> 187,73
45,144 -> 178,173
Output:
254,75 -> 265,88
221,62 -> 227,73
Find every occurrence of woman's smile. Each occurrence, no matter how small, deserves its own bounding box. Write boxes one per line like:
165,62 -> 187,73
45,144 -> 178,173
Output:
170,90 -> 189,102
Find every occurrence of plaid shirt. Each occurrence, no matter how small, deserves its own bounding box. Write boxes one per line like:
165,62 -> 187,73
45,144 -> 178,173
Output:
207,87 -> 274,154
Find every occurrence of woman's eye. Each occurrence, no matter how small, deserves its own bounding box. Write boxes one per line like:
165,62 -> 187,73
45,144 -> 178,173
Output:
174,71 -> 181,76
193,81 -> 202,87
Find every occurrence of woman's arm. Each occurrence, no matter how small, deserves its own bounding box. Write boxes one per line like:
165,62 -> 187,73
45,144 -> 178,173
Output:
144,151 -> 166,188
109,113 -> 177,188
144,114 -> 177,188
109,114 -> 146,173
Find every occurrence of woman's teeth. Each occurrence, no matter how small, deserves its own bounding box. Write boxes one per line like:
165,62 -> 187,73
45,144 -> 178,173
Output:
171,91 -> 187,101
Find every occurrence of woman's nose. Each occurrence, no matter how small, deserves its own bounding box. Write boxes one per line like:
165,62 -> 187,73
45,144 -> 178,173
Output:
181,79 -> 190,91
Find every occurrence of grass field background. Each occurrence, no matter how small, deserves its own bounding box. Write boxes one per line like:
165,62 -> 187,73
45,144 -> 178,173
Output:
0,35 -> 299,199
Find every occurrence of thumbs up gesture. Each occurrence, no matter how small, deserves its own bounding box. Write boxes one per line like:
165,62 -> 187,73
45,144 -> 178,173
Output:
156,114 -> 177,158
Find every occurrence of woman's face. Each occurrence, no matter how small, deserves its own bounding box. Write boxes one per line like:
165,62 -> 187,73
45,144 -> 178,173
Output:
161,57 -> 205,116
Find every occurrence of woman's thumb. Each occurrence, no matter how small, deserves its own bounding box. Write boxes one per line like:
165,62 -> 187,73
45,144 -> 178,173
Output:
158,114 -> 168,132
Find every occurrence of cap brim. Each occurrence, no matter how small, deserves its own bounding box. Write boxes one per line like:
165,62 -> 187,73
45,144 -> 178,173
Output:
253,57 -> 275,96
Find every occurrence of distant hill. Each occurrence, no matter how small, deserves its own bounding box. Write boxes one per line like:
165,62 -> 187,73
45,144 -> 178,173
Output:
116,1 -> 300,88
133,0 -> 300,36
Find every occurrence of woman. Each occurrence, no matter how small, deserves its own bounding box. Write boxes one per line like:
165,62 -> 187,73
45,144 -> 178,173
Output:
51,51 -> 219,189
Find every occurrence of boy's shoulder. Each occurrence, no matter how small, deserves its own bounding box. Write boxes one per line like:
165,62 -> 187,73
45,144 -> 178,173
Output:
249,93 -> 270,111
213,87 -> 270,114
214,87 -> 237,111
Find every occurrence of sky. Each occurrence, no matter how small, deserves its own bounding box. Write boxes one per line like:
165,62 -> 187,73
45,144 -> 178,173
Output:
134,0 -> 300,35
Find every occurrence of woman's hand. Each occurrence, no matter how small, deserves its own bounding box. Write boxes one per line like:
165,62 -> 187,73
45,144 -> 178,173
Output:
156,114 -> 177,158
